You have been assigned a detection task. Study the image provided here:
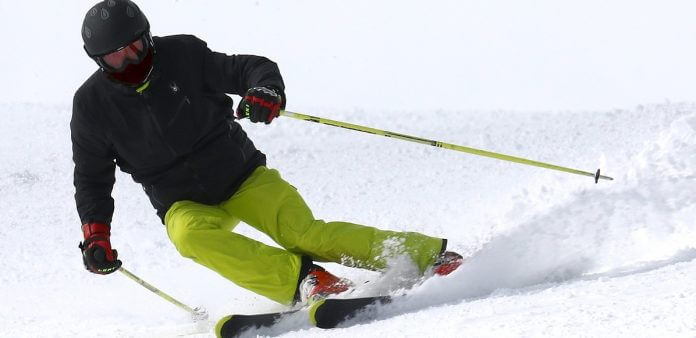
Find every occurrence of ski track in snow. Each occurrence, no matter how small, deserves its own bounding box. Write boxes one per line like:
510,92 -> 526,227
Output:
0,101 -> 695,337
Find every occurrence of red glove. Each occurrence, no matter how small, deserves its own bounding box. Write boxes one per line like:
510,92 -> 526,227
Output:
79,223 -> 122,274
235,86 -> 284,124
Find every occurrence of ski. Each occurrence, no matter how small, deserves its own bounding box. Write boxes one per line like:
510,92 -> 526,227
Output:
215,309 -> 301,338
215,295 -> 394,337
309,295 -> 392,329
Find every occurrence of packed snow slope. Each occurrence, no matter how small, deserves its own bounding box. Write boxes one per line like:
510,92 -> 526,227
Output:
1,0 -> 696,337
1,102 -> 695,337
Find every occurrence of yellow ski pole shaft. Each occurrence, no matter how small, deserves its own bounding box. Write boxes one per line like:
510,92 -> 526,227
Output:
280,110 -> 613,183
118,267 -> 208,320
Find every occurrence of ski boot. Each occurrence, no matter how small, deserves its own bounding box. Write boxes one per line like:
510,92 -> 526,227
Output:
432,251 -> 464,276
299,266 -> 353,303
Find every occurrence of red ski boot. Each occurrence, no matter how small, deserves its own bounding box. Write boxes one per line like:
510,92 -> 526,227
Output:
432,251 -> 464,276
299,266 -> 353,303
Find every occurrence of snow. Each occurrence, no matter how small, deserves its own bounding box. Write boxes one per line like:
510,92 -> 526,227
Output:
1,1 -> 695,337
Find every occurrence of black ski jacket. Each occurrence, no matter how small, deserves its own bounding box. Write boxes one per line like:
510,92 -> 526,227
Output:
71,34 -> 284,223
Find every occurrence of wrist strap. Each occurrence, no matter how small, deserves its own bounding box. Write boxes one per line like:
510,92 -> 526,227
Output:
80,236 -> 109,250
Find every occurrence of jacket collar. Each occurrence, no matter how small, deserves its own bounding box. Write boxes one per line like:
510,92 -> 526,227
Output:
96,59 -> 159,95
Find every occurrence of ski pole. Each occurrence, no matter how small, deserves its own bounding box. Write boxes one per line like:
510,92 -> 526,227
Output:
280,110 -> 613,183
118,267 -> 208,321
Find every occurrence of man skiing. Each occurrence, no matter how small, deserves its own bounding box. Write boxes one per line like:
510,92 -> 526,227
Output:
74,0 -> 462,307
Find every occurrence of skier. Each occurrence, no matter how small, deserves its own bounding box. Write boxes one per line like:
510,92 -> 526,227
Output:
74,0 -> 463,306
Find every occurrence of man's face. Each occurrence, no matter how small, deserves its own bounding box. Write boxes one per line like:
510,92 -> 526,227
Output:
100,38 -> 145,73
95,34 -> 154,86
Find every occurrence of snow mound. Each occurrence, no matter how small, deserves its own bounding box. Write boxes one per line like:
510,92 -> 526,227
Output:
440,110 -> 694,294
345,110 -> 696,323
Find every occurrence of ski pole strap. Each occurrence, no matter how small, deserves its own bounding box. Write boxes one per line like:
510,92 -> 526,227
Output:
280,110 -> 614,183
118,266 -> 196,314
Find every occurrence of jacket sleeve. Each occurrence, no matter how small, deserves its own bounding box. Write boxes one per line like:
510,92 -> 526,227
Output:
194,37 -> 285,97
71,95 -> 116,225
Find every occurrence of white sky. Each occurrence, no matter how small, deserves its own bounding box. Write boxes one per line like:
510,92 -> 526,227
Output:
1,0 -> 695,111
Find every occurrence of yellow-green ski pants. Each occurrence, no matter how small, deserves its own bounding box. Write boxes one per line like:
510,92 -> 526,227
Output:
164,166 -> 444,305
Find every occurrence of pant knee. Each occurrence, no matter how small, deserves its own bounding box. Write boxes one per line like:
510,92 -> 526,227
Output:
165,222 -> 194,257
165,200 -> 225,257
275,210 -> 319,251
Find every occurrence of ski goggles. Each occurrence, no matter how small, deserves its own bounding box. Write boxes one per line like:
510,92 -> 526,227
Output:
95,34 -> 151,73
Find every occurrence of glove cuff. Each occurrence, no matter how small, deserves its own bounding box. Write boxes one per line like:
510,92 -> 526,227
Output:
82,222 -> 110,239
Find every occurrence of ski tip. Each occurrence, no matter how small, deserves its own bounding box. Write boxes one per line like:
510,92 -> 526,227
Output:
215,315 -> 234,338
308,298 -> 326,327
310,296 -> 391,329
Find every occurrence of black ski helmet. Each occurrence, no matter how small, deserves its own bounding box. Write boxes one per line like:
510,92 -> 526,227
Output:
82,0 -> 150,57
